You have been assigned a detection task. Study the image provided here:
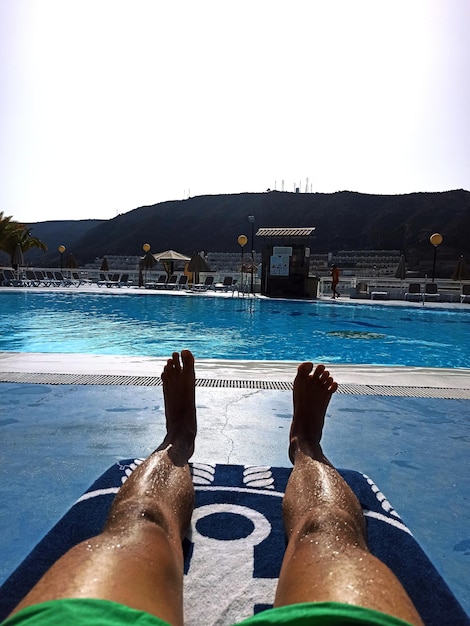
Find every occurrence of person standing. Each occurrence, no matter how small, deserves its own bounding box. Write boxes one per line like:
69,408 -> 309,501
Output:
331,263 -> 340,298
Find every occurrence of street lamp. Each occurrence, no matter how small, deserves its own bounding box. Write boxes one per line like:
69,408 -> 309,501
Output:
58,245 -> 66,270
429,233 -> 443,282
238,234 -> 248,293
248,215 -> 255,294
141,243 -> 152,286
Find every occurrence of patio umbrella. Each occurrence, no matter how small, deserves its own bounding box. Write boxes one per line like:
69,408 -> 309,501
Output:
394,255 -> 406,280
100,257 -> 109,272
188,252 -> 211,284
139,251 -> 157,286
452,255 -> 468,281
65,253 -> 79,269
154,250 -> 191,277
12,242 -> 24,270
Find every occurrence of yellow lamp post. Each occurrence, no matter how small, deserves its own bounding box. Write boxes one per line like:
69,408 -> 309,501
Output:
58,245 -> 66,270
141,243 -> 152,286
238,234 -> 248,292
248,215 -> 255,293
429,233 -> 443,282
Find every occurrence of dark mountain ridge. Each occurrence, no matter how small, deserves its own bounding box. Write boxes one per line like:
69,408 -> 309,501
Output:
23,189 -> 470,271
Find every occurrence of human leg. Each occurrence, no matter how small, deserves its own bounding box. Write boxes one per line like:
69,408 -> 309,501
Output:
10,350 -> 197,626
274,362 -> 423,626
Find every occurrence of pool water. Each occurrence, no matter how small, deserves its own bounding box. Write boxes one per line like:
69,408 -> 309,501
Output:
0,291 -> 469,367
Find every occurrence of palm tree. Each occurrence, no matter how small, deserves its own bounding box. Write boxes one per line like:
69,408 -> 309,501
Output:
0,212 -> 17,247
0,213 -> 48,265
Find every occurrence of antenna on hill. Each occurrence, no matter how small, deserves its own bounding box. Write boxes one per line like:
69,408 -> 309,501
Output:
305,177 -> 309,193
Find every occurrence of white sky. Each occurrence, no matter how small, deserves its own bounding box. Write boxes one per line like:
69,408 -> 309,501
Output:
1,0 -> 469,223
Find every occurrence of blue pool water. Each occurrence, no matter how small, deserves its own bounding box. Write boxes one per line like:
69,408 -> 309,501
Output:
0,291 -> 469,367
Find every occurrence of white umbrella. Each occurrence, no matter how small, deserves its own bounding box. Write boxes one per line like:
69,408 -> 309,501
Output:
12,243 -> 24,278
153,250 -> 191,276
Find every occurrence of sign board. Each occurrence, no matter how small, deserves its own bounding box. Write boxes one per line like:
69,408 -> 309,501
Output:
273,246 -> 292,256
270,255 -> 289,276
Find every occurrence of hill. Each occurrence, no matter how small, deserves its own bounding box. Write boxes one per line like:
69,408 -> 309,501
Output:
24,189 -> 470,271
20,219 -> 105,266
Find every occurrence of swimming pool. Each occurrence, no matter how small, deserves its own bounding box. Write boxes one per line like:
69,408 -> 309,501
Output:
1,291 -> 469,367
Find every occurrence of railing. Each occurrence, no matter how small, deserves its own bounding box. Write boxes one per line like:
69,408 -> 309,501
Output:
0,267 -> 262,293
318,275 -> 469,302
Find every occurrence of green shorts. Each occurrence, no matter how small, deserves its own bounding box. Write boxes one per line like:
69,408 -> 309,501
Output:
2,598 -> 415,626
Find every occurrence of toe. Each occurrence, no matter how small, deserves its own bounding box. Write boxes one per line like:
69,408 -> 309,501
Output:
297,362 -> 314,376
172,352 -> 181,371
181,349 -> 195,370
313,364 -> 326,379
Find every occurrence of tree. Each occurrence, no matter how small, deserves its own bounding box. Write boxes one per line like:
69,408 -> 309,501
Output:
0,212 -> 48,265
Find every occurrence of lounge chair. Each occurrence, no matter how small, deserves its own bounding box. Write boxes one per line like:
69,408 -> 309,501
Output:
71,271 -> 85,286
54,271 -> 75,287
404,283 -> 422,301
97,273 -> 109,287
371,288 -> 389,300
423,283 -> 440,301
34,271 -> 52,287
25,270 -> 40,287
192,276 -> 214,291
116,273 -> 130,287
175,275 -> 188,289
350,282 -> 370,299
214,276 -> 234,291
98,273 -> 121,288
42,271 -> 59,286
107,273 -> 121,287
2,268 -> 24,286
461,284 -> 470,303
163,274 -> 179,289
145,274 -> 167,289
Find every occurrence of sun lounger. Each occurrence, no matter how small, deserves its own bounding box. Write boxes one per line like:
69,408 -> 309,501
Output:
404,283 -> 421,301
97,273 -> 109,287
1,460 -> 468,626
71,271 -> 85,286
2,269 -> 24,287
33,271 -> 52,287
350,282 -> 370,299
53,271 -> 75,287
43,271 -> 60,286
162,275 -> 189,290
175,275 -> 188,289
145,274 -> 167,289
163,274 -> 179,289
461,284 -> 470,303
371,290 -> 389,300
192,276 -> 214,291
423,283 -> 440,301
214,276 -> 234,291
98,273 -> 121,288
115,273 -> 130,287
24,270 -> 40,287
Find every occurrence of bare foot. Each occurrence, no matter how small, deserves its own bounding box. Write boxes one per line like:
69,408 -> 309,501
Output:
289,362 -> 338,464
159,350 -> 197,460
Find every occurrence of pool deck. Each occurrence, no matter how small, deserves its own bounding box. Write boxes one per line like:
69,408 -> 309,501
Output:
0,286 -> 469,618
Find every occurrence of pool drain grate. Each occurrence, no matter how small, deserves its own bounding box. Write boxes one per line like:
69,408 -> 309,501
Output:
0,372 -> 469,399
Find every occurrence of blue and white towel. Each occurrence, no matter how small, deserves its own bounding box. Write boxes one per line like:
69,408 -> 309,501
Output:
0,461 -> 468,626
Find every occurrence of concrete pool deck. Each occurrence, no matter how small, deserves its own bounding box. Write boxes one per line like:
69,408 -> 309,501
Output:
1,351 -> 469,619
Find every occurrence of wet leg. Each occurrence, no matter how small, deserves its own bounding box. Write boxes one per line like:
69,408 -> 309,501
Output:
11,350 -> 197,626
275,362 -> 423,626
